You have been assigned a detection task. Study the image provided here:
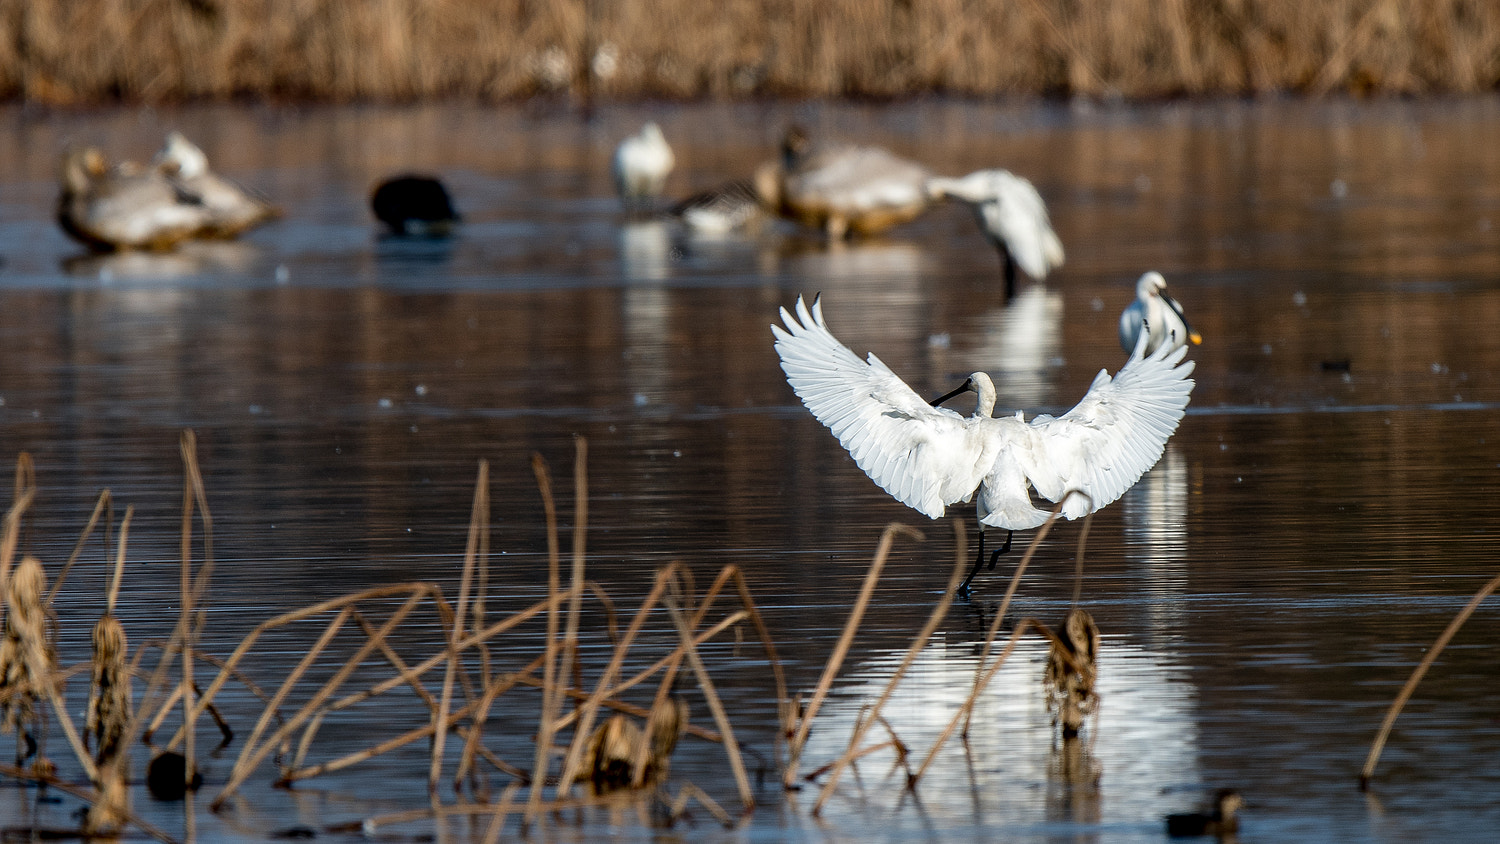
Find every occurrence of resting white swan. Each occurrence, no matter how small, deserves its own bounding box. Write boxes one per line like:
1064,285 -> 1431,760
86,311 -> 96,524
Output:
773,294 -> 1194,594
1119,271 -> 1202,355
927,169 -> 1064,299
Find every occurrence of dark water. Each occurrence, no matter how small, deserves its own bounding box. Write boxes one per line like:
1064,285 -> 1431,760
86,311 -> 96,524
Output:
3,98 -> 1500,841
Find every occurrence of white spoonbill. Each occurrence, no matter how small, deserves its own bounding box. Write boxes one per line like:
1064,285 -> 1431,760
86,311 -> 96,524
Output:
926,169 -> 1064,300
1119,271 -> 1202,355
613,122 -> 676,214
773,294 -> 1194,595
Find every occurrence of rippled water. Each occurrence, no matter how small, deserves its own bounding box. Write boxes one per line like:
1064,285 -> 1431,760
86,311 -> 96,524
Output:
3,98 -> 1500,841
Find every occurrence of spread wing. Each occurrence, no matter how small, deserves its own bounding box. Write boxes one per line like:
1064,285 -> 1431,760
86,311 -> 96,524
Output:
1019,331 -> 1195,518
772,295 -> 988,518
980,173 -> 1064,280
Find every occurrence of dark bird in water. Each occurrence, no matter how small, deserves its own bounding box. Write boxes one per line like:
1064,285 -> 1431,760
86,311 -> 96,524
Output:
371,176 -> 460,236
1165,789 -> 1243,837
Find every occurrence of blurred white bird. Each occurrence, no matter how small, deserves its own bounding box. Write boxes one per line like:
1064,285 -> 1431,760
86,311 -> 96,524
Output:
154,132 -> 280,238
1119,271 -> 1202,355
927,169 -> 1064,299
613,122 -> 676,214
773,294 -> 1194,595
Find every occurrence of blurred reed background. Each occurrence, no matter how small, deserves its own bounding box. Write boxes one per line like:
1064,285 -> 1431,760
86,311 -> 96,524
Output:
0,0 -> 1495,103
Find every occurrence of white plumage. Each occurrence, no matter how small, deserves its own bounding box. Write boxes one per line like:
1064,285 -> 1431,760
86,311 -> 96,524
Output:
927,169 -> 1064,298
772,295 -> 1194,536
612,122 -> 676,212
1119,271 -> 1202,355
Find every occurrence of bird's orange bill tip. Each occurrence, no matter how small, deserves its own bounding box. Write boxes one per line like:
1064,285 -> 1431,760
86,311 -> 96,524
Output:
1189,332 -> 1203,345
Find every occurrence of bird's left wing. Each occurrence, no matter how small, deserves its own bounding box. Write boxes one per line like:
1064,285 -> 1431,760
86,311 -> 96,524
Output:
981,173 -> 1064,279
1020,334 -> 1195,518
772,295 -> 986,518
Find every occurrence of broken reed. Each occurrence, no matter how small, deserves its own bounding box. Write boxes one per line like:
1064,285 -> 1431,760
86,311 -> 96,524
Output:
2,0 -> 1499,103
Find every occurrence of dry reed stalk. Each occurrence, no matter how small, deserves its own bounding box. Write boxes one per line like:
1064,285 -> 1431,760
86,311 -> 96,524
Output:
174,430 -> 217,797
285,653 -> 547,784
429,462 -> 489,793
480,781 -> 523,844
1360,570 -> 1500,790
561,436 -> 589,711
526,451 -> 565,824
454,651 -> 549,790
45,489 -> 112,606
214,589 -> 431,807
663,592 -> 753,811
161,582 -> 446,748
555,561 -> 686,795
812,527 -> 958,814
668,782 -> 734,827
550,607 -> 746,737
783,523 -> 922,788
623,562 -> 784,788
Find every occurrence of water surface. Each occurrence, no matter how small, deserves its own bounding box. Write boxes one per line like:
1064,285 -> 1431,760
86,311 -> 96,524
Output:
2,98 -> 1499,842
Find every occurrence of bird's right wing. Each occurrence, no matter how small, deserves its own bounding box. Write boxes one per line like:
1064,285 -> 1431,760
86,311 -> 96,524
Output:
773,296 -> 987,518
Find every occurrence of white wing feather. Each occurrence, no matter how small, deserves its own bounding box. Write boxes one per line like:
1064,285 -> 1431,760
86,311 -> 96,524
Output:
772,296 -> 990,518
1016,332 -> 1195,520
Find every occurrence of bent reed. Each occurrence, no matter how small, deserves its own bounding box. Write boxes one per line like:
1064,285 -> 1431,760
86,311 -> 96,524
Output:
0,0 -> 1497,104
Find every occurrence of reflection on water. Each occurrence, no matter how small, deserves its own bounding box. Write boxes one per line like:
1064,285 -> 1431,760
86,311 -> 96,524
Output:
966,286 -> 1066,407
4,99 -> 1500,840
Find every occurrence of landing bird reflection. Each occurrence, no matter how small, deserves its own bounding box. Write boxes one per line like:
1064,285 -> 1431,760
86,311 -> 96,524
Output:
773,295 -> 1195,596
1119,271 -> 1201,356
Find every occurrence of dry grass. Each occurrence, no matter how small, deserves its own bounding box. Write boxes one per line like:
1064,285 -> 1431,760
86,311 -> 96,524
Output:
0,0 -> 1496,104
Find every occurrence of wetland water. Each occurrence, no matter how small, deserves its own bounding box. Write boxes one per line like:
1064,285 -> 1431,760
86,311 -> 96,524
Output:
2,98 -> 1500,841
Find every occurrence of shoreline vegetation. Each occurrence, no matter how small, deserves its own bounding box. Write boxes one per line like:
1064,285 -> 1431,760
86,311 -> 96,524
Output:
1,0 -> 1497,105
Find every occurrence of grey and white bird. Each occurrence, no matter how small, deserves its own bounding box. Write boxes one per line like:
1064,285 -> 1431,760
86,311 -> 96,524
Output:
57,147 -> 212,252
926,169 -> 1064,299
613,122 -> 676,214
1118,271 -> 1202,356
154,132 -> 279,238
773,294 -> 1194,595
759,127 -> 933,239
670,179 -> 765,234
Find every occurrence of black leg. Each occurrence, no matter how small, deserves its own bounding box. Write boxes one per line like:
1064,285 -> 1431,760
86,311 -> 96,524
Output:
1002,250 -> 1017,301
957,530 -> 1014,598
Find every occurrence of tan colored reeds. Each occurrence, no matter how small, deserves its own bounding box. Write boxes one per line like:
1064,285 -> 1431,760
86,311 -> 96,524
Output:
0,0 -> 1499,103
1360,570 -> 1500,790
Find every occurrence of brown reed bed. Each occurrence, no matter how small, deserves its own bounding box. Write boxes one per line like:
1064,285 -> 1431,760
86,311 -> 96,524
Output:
1,432 -> 1122,840
0,0 -> 1497,104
